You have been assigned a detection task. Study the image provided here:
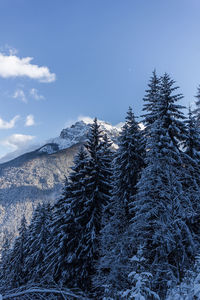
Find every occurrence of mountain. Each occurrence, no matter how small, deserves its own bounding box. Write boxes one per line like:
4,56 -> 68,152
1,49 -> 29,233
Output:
46,119 -> 120,152
0,120 -> 121,244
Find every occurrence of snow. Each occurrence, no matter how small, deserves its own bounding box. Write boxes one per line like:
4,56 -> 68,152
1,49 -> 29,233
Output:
39,144 -> 57,154
40,138 -> 72,153
40,120 -> 121,154
1,287 -> 86,299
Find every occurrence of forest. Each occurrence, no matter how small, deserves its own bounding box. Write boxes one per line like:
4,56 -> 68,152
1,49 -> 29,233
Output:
1,71 -> 200,299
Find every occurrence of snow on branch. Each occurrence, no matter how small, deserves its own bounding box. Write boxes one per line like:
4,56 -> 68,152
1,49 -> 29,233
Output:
1,285 -> 89,299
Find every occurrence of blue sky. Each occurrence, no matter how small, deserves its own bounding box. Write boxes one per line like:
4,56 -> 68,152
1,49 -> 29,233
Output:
0,0 -> 200,158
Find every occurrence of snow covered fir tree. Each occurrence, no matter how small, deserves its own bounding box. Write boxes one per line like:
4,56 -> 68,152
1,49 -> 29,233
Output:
1,71 -> 200,299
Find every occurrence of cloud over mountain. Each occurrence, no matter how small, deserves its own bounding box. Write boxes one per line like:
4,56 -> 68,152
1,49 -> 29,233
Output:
1,134 -> 35,150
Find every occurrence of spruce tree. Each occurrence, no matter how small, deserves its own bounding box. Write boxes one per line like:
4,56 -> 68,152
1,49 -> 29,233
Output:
44,177 -> 72,284
184,107 -> 200,160
0,230 -> 13,289
7,215 -> 28,288
158,72 -> 186,148
61,136 -> 113,292
45,120 -> 113,293
182,107 -> 200,233
56,123 -> 113,292
114,107 -> 144,219
142,70 -> 161,135
76,119 -> 113,292
132,76 -> 197,297
96,108 -> 144,297
98,134 -> 113,207
58,146 -> 90,288
24,203 -> 52,284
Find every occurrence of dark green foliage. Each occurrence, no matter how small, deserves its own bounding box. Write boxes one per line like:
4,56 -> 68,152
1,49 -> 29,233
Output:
44,178 -> 73,283
132,74 -> 197,298
73,119 -> 113,291
7,216 -> 28,288
132,118 -> 196,297
60,146 -> 90,289
142,70 -> 161,135
44,119 -> 113,293
95,108 -> 144,297
0,229 -> 13,289
114,107 -> 144,220
181,108 -> 200,235
24,203 -> 52,283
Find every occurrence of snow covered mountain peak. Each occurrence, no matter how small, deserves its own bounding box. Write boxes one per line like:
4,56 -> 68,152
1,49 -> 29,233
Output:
45,119 -> 121,154
60,120 -> 90,141
0,119 -> 122,163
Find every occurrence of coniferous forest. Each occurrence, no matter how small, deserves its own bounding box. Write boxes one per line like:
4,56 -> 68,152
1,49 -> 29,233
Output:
1,71 -> 200,299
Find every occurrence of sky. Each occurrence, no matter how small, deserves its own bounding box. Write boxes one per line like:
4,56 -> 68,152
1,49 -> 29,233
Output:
0,0 -> 200,158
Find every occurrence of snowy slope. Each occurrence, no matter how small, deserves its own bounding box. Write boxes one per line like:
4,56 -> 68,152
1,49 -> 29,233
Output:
40,120 -> 121,154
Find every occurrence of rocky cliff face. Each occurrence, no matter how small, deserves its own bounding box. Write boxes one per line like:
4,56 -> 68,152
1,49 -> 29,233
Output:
0,120 -> 121,244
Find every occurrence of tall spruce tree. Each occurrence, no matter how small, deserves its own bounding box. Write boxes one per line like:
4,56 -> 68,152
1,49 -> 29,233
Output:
142,70 -> 161,136
95,108 -> 144,297
75,118 -> 113,292
44,177 -> 72,284
24,203 -> 52,284
7,215 -> 28,288
158,72 -> 186,148
44,119 -> 113,292
114,107 -> 144,219
58,146 -> 90,288
98,134 -> 113,208
132,75 -> 197,298
0,230 -> 13,289
182,107 -> 200,233
64,134 -> 113,293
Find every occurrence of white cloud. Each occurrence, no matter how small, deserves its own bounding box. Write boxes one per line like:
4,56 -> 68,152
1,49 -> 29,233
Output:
0,115 -> 20,129
30,88 -> 45,100
77,115 -> 95,124
0,45 -> 18,56
77,116 -> 124,129
64,116 -> 95,128
0,142 -> 41,162
13,89 -> 27,103
13,88 -> 44,103
25,114 -> 35,127
7,46 -> 18,56
1,134 -> 35,150
0,53 -> 56,82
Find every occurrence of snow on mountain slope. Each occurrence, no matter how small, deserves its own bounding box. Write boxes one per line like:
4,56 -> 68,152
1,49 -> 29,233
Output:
0,119 -> 121,162
43,120 -> 121,154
